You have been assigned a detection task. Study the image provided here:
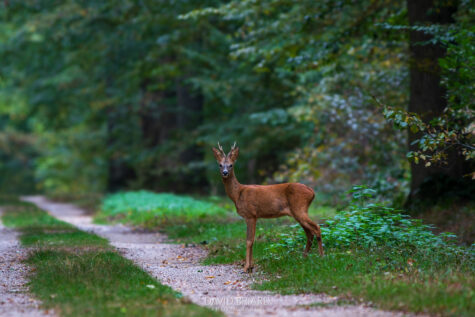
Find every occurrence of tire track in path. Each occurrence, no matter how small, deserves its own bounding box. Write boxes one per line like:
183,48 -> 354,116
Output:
0,209 -> 54,317
23,196 -> 412,317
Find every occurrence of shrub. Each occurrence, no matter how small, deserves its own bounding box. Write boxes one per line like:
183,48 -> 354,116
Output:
322,186 -> 458,250
267,186 -> 474,267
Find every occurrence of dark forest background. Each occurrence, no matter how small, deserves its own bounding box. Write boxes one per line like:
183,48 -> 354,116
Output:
0,0 -> 473,210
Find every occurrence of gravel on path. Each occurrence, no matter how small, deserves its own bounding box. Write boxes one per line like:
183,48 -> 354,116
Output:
23,196 -> 414,317
0,209 -> 54,317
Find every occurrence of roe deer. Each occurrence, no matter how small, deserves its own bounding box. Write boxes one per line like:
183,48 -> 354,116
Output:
212,142 -> 324,273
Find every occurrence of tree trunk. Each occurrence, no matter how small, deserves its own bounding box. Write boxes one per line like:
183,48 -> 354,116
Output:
407,0 -> 472,205
106,108 -> 136,192
138,78 -> 207,193
175,77 -> 208,193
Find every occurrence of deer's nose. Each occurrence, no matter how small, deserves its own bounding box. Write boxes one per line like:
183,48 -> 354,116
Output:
222,170 -> 229,176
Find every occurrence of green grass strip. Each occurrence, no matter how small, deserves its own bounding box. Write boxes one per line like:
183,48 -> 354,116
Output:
0,197 -> 221,317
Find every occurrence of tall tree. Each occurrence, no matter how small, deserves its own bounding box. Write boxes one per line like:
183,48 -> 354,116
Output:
407,0 -> 472,204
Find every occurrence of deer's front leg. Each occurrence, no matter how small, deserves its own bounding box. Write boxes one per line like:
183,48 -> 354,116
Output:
244,217 -> 256,273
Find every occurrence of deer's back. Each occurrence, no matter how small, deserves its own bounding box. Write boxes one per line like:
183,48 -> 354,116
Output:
236,182 -> 314,219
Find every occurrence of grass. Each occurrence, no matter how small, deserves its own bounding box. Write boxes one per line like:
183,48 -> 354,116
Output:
255,250 -> 473,315
0,196 -> 221,317
96,191 -> 228,225
2,204 -> 108,247
95,190 -> 475,317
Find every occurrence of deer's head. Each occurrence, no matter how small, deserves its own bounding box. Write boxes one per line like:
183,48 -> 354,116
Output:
212,142 -> 239,179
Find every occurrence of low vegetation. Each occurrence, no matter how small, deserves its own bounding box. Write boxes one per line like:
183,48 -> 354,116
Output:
0,196 -> 220,317
95,188 -> 475,317
97,191 -> 228,225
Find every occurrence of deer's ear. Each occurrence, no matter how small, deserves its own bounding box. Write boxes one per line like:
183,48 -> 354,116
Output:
212,147 -> 223,161
228,147 -> 239,161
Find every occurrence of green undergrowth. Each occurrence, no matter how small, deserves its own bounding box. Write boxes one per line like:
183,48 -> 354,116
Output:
96,191 -> 228,225
0,195 -> 220,317
94,188 -> 475,316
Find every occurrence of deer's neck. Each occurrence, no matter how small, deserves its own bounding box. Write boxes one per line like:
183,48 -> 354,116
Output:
222,171 -> 241,204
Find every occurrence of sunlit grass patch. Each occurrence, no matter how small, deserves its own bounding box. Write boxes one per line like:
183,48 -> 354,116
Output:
97,191 -> 229,225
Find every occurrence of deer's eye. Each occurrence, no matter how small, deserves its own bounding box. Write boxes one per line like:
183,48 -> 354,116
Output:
229,164 -> 233,168
219,164 -> 223,168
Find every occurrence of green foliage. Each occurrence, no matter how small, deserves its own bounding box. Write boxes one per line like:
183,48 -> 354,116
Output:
382,2 -> 475,165
0,193 -> 20,205
184,0 -> 409,199
265,186 -> 473,268
0,129 -> 38,194
34,128 -> 108,194
0,0 -> 472,205
99,191 -> 228,224
322,186 -> 462,251
0,0 -> 307,195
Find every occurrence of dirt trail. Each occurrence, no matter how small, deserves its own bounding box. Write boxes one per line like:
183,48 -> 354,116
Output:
23,196 -> 410,317
0,210 -> 54,317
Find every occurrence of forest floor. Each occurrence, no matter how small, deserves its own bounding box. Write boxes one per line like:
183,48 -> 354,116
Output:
0,210 -> 54,317
22,196 -> 411,317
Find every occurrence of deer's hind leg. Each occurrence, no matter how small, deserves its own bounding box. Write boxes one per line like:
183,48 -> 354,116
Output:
294,214 -> 324,256
308,219 -> 324,256
301,226 -> 314,257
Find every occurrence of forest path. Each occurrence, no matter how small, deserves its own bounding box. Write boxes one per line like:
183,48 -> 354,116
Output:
23,196 -> 409,317
0,209 -> 54,317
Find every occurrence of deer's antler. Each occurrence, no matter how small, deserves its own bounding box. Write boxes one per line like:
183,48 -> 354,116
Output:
217,142 -> 226,156
231,141 -> 237,150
